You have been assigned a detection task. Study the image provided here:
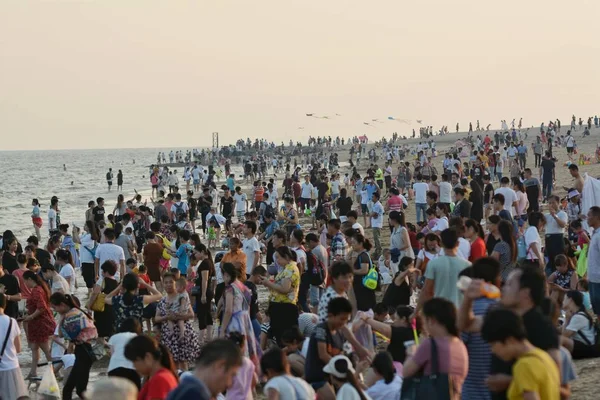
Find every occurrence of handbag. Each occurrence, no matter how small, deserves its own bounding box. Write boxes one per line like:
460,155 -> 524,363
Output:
91,281 -> 106,312
360,251 -> 380,291
401,338 -> 454,400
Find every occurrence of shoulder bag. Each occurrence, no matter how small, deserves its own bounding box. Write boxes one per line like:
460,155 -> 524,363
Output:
91,281 -> 106,312
401,338 -> 454,400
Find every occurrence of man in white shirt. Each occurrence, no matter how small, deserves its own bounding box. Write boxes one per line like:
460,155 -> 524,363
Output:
94,228 -> 126,283
544,195 -> 568,274
300,175 -> 313,210
439,174 -> 453,206
586,206 -> 600,316
242,220 -> 261,276
494,177 -> 519,217
233,187 -> 248,219
370,192 -> 384,260
413,174 -> 429,224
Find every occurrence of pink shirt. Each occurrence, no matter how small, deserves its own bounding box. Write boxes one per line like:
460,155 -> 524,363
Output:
411,337 -> 468,389
225,357 -> 255,400
387,195 -> 403,212
12,269 -> 32,299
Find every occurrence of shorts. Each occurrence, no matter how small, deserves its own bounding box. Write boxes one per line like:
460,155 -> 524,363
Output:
81,263 -> 96,288
300,198 -> 310,209
152,184 -> 158,189
310,285 -> 323,306
310,381 -> 328,390
567,147 -> 574,154
193,179 -> 200,185
361,204 -> 368,213
107,181 -> 112,186
255,201 -> 263,210
142,302 -> 157,319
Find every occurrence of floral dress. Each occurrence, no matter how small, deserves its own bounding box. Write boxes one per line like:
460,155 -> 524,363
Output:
156,297 -> 201,363
222,281 -> 260,364
26,285 -> 56,344
112,294 -> 145,331
553,269 -> 574,289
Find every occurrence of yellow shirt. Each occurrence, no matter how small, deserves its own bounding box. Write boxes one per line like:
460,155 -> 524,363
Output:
508,348 -> 559,400
270,261 -> 300,304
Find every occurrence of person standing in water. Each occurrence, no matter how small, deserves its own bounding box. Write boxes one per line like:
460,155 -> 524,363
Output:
107,168 -> 114,191
31,198 -> 42,240
117,169 -> 123,192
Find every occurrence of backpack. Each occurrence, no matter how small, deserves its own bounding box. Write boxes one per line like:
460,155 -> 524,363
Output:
263,202 -> 274,217
174,202 -> 186,220
306,251 -> 326,286
575,311 -> 600,355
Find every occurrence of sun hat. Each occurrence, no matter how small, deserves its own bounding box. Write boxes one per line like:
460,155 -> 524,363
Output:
568,190 -> 580,199
322,355 -> 354,379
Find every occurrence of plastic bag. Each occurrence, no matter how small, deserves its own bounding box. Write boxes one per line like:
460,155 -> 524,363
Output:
38,366 -> 61,399
576,244 -> 588,277
352,310 -> 375,354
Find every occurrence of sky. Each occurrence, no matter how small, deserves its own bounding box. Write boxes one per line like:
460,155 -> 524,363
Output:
1,1 -> 600,151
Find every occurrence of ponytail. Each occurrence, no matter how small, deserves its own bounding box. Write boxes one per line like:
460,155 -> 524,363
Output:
157,343 -> 178,380
49,293 -> 93,320
23,270 -> 51,301
344,367 -> 368,400
125,336 -> 178,380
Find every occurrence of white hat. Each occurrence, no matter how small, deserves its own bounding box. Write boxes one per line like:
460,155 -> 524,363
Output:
322,355 -> 355,379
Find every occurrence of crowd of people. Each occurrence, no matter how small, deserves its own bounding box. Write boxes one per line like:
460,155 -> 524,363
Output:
0,122 -> 599,400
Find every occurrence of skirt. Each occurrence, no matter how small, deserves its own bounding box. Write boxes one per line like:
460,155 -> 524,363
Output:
0,367 -> 28,400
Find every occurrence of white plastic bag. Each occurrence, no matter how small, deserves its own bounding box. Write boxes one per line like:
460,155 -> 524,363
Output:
38,365 -> 61,399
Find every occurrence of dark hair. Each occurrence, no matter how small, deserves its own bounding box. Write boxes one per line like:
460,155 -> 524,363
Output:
327,219 -> 342,231
120,317 -> 143,334
194,243 -> 215,276
352,233 -> 372,251
398,256 -> 414,271
272,230 -> 287,244
471,257 -> 501,284
260,347 -> 289,375
436,203 -> 449,216
281,326 -> 304,344
330,357 -> 368,400
518,266 -> 546,307
422,298 -> 459,336
275,246 -> 295,261
371,352 -> 396,384
330,261 -> 353,279
227,331 -> 246,349
124,335 -> 178,379
373,302 -> 389,316
440,228 -> 459,249
222,262 -> 241,282
305,233 -> 319,243
0,293 -> 6,309
179,230 -> 190,242
488,215 -> 501,225
251,265 -> 267,277
388,211 -> 405,226
492,193 -> 505,205
395,305 -> 413,321
196,338 -> 243,370
465,219 -> 484,239
291,229 -> 304,245
49,293 -> 92,319
346,210 -> 358,220
103,228 -> 116,241
527,211 -> 546,229
17,253 -> 27,264
497,220 -> 517,263
426,191 -> 438,202
566,290 -> 593,328
481,308 -> 527,343
122,273 -> 140,306
101,260 -> 118,276
56,249 -> 73,265
327,296 -> 353,316
23,270 -> 51,300
245,220 -> 258,235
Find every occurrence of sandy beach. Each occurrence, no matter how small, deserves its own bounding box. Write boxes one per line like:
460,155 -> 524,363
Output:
16,124 -> 600,399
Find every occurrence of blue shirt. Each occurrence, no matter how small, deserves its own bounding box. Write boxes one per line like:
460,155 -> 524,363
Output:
517,145 -> 527,154
167,374 -> 211,400
366,183 -> 378,198
226,177 -> 235,191
176,243 -> 193,274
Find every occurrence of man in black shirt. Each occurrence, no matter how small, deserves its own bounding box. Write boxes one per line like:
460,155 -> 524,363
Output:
93,197 -> 106,222
198,187 -> 213,235
220,188 -> 234,221
0,262 -> 21,319
539,151 -> 555,202
523,168 -> 541,212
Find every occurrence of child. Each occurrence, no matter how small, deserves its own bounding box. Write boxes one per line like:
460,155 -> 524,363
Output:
548,254 -> 579,305
406,223 -> 422,256
207,219 -> 218,249
171,277 -> 191,341
372,302 -> 390,323
570,220 -> 590,247
126,258 -> 138,274
577,279 -> 592,312
304,297 -> 367,400
377,249 -> 393,292
481,308 -> 560,400
225,332 -> 257,400
259,310 -> 272,351
382,257 -> 418,309
246,266 -> 267,342
174,230 -> 193,277
280,327 -> 307,378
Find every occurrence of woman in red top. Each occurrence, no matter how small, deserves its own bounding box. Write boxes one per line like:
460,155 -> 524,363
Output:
125,335 -> 179,400
22,270 -> 56,378
464,219 -> 487,262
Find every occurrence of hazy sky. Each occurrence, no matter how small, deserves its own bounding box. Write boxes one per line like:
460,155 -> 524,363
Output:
2,1 -> 600,151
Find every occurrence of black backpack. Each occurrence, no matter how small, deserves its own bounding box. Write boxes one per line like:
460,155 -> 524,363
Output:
306,252 -> 326,286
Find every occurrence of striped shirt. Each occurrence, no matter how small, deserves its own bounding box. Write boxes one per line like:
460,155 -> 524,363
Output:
460,297 -> 497,400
